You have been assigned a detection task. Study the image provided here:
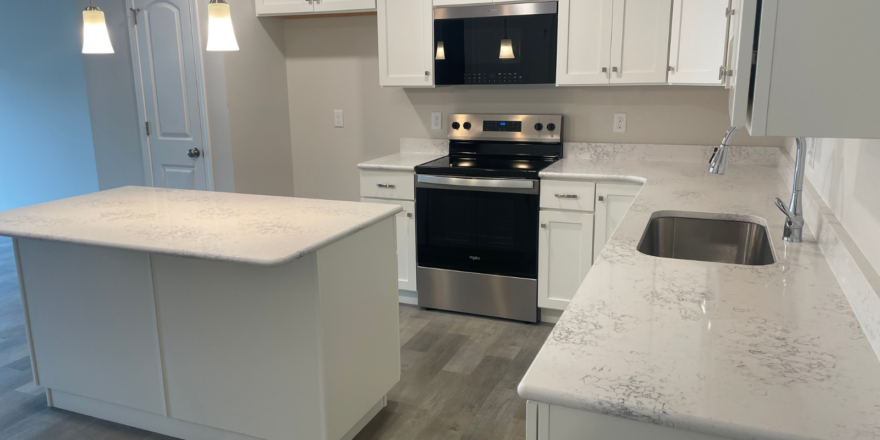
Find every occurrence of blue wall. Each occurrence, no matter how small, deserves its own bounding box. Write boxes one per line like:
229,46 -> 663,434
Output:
0,1 -> 99,211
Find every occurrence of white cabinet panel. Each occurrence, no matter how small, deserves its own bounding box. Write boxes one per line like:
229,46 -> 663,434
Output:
538,210 -> 594,311
314,0 -> 376,13
255,0 -> 313,15
593,182 -> 640,263
556,0 -> 615,85
359,170 -> 415,200
610,0 -> 673,84
378,0 -> 434,87
668,0 -> 728,85
362,198 -> 417,292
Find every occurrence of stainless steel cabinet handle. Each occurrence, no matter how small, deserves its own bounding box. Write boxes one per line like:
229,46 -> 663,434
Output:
668,66 -> 675,72
612,67 -> 619,73
598,196 -> 605,202
425,71 -> 431,76
602,67 -> 608,73
555,194 -> 578,199
407,213 -> 413,218
541,224 -> 547,229
377,184 -> 396,189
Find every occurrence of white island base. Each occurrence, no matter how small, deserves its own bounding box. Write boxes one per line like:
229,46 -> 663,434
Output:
13,218 -> 399,440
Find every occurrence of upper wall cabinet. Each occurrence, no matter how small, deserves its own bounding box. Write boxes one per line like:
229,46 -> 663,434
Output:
730,0 -> 880,138
377,0 -> 434,87
557,0 -> 672,86
255,0 -> 375,16
667,0 -> 728,85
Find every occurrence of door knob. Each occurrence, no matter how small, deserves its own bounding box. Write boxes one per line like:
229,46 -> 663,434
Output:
187,148 -> 201,158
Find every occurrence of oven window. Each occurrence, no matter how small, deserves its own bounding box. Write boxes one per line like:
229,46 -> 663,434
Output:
434,13 -> 557,85
416,187 -> 539,279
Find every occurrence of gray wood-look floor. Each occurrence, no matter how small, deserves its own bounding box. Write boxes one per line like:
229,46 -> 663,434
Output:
0,237 -> 553,439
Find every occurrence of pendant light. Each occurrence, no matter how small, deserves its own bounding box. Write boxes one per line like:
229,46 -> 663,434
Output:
82,1 -> 114,54
207,0 -> 240,52
435,41 -> 446,60
499,17 -> 514,59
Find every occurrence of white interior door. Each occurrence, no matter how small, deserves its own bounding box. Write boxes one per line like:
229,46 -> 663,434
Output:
610,0 -> 673,84
132,0 -> 209,190
668,0 -> 728,84
538,210 -> 594,311
556,0 -> 615,85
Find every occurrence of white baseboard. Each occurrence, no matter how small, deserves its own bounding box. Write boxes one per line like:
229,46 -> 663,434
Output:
540,308 -> 563,324
398,289 -> 418,305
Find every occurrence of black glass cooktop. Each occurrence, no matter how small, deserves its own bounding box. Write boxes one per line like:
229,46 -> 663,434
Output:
415,155 -> 559,179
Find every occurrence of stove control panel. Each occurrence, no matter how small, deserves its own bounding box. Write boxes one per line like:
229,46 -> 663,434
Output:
448,114 -> 563,143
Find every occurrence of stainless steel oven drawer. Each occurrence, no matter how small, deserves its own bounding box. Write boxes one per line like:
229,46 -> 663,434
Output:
417,267 -> 538,322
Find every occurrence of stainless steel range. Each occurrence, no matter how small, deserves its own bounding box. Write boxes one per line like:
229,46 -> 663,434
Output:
414,114 -> 563,322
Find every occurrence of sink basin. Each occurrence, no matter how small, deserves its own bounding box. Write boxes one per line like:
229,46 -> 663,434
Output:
637,214 -> 775,266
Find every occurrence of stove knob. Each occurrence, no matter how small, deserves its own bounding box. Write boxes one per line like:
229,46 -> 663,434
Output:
534,123 -> 543,131
452,122 -> 460,130
463,122 -> 472,130
547,123 -> 557,131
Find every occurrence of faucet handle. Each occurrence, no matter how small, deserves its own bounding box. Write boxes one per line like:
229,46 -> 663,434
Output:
774,198 -> 791,219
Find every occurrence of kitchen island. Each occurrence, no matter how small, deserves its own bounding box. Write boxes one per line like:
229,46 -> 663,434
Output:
0,186 -> 402,440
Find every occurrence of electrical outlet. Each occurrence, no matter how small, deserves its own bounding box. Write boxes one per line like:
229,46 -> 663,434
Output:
333,110 -> 344,128
613,113 -> 627,133
431,112 -> 442,130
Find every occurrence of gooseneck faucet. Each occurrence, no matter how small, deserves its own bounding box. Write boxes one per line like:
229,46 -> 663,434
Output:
774,137 -> 806,242
709,126 -> 740,175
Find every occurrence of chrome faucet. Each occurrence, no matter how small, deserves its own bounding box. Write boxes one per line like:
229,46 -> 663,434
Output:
709,126 -> 739,175
774,137 -> 806,243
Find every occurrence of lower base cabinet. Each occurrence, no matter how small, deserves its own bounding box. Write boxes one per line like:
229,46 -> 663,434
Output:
593,182 -> 641,263
362,198 -> 417,292
537,210 -> 594,310
527,401 -> 732,440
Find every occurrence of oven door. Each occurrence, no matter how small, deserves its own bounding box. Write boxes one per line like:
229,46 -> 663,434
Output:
416,175 -> 539,279
433,2 -> 558,85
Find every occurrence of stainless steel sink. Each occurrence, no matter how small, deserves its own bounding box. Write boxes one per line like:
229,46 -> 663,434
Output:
637,215 -> 775,266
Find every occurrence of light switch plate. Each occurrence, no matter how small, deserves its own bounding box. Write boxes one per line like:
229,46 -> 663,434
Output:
613,113 -> 627,133
431,112 -> 442,130
334,110 -> 344,128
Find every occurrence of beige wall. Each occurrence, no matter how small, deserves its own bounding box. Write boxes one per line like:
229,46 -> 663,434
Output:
786,137 -> 880,275
284,15 -> 782,202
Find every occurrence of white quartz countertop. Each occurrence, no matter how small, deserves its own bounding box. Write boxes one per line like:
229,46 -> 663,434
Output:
0,186 -> 401,266
357,152 -> 445,172
519,157 -> 880,440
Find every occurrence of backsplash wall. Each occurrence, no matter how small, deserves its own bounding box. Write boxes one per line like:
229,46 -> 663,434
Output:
284,15 -> 783,202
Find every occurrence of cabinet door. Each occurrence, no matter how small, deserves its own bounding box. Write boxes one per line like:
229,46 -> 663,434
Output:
727,0 -> 756,126
668,0 -> 728,84
538,210 -> 594,311
556,0 -> 615,85
609,0 -> 673,84
361,198 -> 417,292
314,0 -> 376,12
593,183 -> 640,263
254,0 -> 314,16
722,0 -> 740,89
377,0 -> 434,87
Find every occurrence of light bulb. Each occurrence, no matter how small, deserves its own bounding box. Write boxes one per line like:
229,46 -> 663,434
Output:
499,38 -> 515,59
207,0 -> 239,52
82,7 -> 114,54
435,41 -> 446,60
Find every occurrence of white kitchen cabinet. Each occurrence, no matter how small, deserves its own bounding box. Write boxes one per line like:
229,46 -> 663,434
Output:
609,0 -> 673,84
730,0 -> 880,138
377,0 -> 434,87
557,0 -> 672,86
362,198 -> 417,292
434,0 -> 553,4
556,0 -> 615,86
593,182 -> 640,263
538,210 -> 594,311
667,0 -> 728,85
255,0 -> 375,16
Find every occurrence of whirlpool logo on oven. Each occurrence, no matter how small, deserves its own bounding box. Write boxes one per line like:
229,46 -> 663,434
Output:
469,256 -> 481,261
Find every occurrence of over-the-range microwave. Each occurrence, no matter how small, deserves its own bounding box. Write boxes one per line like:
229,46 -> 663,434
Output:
433,2 -> 558,86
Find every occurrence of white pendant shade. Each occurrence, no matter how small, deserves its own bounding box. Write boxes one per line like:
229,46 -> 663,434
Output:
435,41 -> 446,60
82,9 -> 114,54
499,38 -> 515,59
207,2 -> 239,52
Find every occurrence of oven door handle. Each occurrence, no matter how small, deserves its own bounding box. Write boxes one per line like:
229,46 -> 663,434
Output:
416,175 -> 536,192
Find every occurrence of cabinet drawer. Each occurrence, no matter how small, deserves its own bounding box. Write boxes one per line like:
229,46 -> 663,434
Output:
359,171 -> 415,200
540,180 -> 596,212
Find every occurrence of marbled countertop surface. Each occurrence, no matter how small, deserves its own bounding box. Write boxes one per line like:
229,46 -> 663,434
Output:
519,158 -> 880,440
357,152 -> 445,172
0,186 -> 401,266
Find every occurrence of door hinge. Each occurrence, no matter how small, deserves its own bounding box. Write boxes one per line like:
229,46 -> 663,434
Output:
130,8 -> 140,25
145,121 -> 152,137
725,7 -> 735,17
